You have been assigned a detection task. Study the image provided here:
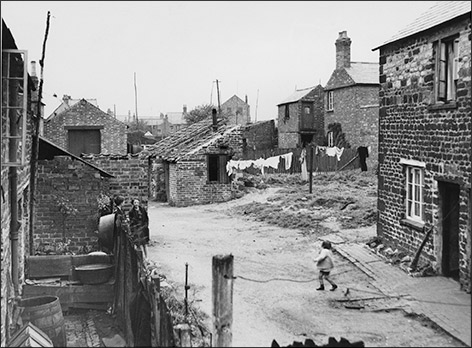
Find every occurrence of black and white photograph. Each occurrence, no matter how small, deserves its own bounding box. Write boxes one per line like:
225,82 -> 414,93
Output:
1,1 -> 471,347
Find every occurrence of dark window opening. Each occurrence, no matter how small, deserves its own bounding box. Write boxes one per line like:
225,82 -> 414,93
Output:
208,154 -> 230,183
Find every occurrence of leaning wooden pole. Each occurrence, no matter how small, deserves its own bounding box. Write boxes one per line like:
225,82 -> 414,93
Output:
212,254 -> 234,347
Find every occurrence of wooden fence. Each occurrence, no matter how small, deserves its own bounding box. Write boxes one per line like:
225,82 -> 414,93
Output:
114,224 -> 176,347
240,146 -> 360,174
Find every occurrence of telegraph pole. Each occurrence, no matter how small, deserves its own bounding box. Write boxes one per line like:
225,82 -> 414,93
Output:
216,79 -> 221,115
134,72 -> 138,125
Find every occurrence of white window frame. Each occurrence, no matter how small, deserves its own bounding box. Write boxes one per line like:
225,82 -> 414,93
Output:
2,49 -> 28,167
327,131 -> 334,147
404,163 -> 425,223
327,91 -> 334,111
434,35 -> 459,103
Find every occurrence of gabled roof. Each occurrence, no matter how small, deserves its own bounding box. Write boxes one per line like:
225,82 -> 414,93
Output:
139,118 -> 240,162
45,98 -> 127,126
277,87 -> 316,106
344,62 -> 378,85
373,1 -> 471,50
221,95 -> 247,106
38,136 -> 114,177
48,98 -> 98,119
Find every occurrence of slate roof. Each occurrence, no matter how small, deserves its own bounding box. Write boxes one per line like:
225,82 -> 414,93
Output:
373,1 -> 471,50
277,87 -> 315,106
139,118 -> 240,162
38,136 -> 114,177
344,62 -> 379,85
48,98 -> 98,119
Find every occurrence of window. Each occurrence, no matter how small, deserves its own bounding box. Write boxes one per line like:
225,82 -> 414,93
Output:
434,36 -> 459,103
2,49 -> 28,166
208,154 -> 230,183
236,107 -> 243,115
304,106 -> 311,115
284,104 -> 290,121
327,91 -> 334,111
405,166 -> 424,222
227,107 -> 232,114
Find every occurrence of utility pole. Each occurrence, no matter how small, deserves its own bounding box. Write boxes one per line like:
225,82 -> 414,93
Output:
216,79 -> 221,116
134,72 -> 138,125
255,89 -> 259,122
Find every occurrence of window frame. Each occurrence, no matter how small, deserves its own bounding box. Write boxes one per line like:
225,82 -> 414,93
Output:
327,91 -> 334,111
327,131 -> 334,147
405,164 -> 425,223
433,35 -> 459,104
2,49 -> 28,167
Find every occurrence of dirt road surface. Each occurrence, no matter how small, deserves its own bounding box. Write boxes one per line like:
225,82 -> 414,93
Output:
146,187 -> 464,347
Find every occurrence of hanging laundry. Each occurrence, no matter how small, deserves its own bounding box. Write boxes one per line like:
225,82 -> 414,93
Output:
334,147 -> 344,161
264,155 -> 280,169
325,147 -> 337,157
281,152 -> 293,170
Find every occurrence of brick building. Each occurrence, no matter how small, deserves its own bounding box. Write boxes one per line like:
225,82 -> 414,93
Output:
221,94 -> 251,125
324,31 -> 379,170
1,18 -> 36,345
277,85 -> 325,149
241,120 -> 278,159
43,98 -> 128,156
373,1 -> 471,292
142,116 -> 243,207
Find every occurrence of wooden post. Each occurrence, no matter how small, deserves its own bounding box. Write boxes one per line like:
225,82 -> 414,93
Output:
309,145 -> 314,194
212,254 -> 234,347
151,274 -> 161,347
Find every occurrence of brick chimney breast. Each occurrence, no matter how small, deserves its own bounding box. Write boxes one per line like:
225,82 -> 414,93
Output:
335,30 -> 351,69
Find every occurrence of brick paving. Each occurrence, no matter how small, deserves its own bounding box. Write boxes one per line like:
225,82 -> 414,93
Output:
336,243 -> 472,347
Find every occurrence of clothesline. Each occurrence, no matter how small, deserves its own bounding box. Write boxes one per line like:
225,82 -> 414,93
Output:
226,152 -> 293,175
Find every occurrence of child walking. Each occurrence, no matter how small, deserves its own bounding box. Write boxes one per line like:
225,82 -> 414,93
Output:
313,240 -> 338,291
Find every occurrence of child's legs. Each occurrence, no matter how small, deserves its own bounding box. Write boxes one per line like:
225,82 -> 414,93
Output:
319,271 -> 328,286
324,272 -> 336,286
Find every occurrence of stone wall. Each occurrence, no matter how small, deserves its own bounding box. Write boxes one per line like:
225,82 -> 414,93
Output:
324,85 -> 379,170
377,17 -> 471,291
242,120 -> 278,158
43,99 -> 127,155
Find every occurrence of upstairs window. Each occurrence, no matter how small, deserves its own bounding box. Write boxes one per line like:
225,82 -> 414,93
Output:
327,91 -> 334,111
434,36 -> 459,103
208,154 -> 230,184
284,104 -> 290,121
304,106 -> 311,115
327,131 -> 334,147
2,49 -> 28,166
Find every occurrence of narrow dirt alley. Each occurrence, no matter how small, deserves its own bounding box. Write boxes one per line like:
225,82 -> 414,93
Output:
146,183 -> 464,347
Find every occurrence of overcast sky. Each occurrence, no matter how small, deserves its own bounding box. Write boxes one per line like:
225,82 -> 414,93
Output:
2,1 -> 438,122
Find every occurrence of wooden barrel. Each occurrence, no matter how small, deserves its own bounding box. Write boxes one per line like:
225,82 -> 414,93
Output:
19,296 -> 66,347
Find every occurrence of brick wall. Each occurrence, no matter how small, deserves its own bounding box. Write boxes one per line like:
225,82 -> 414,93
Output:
43,99 -> 127,155
35,156 -> 111,254
85,154 -> 150,212
324,85 -> 379,170
377,18 -> 471,291
242,120 -> 277,158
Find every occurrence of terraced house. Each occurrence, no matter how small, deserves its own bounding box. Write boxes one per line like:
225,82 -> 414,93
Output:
373,1 -> 471,292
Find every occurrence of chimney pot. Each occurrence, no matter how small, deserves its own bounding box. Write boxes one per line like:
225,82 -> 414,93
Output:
212,108 -> 218,130
183,104 -> 187,113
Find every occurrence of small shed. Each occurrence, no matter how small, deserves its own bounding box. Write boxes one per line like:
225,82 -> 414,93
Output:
141,117 -> 243,207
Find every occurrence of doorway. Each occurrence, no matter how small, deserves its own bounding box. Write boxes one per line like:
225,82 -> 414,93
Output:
438,181 -> 460,280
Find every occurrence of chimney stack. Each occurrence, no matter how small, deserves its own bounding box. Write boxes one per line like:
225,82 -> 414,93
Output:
335,30 -> 351,69
63,95 -> 71,106
212,108 -> 218,131
30,61 -> 37,77
183,104 -> 187,113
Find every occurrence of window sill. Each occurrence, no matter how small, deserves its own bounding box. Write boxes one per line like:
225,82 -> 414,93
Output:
427,102 -> 457,111
326,110 -> 334,113
400,218 -> 425,231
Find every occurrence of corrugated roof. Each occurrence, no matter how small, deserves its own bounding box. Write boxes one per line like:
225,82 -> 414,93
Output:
139,118 -> 240,162
373,1 -> 471,50
345,62 -> 379,84
277,87 -> 315,106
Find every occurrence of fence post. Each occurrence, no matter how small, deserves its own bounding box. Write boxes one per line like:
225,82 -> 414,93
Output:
151,274 -> 161,347
212,254 -> 234,347
309,145 -> 314,194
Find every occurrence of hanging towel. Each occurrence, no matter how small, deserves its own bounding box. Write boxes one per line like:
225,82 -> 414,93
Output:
281,152 -> 293,170
334,147 -> 344,161
325,147 -> 337,157
264,155 -> 280,169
